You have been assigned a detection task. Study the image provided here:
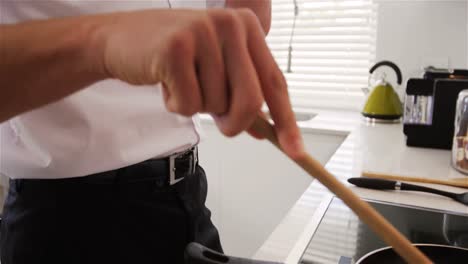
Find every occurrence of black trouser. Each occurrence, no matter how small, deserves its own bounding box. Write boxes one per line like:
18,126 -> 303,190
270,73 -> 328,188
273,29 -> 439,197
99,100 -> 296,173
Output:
0,161 -> 222,264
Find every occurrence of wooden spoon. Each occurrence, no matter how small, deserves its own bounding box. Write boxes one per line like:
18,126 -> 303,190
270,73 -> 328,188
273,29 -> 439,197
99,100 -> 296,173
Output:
250,116 -> 432,264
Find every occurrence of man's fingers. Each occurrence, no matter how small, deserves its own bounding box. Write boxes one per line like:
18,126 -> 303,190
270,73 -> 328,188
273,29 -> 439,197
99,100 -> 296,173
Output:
240,10 -> 304,158
211,9 -> 263,137
163,32 -> 203,116
246,111 -> 267,139
194,17 -> 227,114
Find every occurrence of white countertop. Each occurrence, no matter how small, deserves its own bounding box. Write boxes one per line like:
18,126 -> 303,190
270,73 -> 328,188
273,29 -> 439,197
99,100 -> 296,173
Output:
253,110 -> 468,262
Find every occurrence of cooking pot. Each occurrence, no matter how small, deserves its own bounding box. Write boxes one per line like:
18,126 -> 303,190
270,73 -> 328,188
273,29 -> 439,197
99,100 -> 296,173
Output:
185,243 -> 468,264
356,244 -> 468,264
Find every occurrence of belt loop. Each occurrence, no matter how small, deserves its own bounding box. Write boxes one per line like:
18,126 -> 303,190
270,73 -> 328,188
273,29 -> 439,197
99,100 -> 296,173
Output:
192,146 -> 198,174
15,179 -> 23,194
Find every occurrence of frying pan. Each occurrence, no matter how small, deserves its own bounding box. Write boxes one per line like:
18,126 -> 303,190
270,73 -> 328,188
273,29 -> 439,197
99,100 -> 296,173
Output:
185,243 -> 468,264
184,213 -> 468,264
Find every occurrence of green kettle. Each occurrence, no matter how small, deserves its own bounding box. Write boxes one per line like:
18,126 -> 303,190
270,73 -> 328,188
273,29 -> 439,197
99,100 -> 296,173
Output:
362,60 -> 403,121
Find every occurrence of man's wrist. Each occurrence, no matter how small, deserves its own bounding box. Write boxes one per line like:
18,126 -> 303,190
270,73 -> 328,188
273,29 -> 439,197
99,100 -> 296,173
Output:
80,14 -> 114,81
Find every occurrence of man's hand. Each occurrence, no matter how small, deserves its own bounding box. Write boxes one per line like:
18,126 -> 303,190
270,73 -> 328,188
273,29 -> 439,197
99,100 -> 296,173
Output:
96,9 -> 304,158
226,0 -> 271,34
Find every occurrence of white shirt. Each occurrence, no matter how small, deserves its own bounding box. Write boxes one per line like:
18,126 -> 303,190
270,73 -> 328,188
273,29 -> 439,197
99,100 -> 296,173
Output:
0,0 -> 225,179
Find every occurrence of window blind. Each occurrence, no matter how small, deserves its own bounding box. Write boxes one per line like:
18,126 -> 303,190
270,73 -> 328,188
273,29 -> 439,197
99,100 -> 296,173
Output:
266,0 -> 377,110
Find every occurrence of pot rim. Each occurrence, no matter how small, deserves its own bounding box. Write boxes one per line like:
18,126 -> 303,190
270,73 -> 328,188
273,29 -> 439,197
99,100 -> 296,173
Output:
355,243 -> 468,264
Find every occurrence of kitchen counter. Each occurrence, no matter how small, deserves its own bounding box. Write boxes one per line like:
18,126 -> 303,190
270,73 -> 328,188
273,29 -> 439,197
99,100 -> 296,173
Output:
253,110 -> 468,263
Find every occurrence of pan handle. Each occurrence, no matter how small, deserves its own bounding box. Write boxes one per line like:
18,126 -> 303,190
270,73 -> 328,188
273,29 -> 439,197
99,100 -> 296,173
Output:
184,243 -> 283,264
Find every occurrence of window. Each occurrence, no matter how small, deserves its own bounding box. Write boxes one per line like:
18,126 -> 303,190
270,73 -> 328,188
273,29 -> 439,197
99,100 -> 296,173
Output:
266,0 -> 377,110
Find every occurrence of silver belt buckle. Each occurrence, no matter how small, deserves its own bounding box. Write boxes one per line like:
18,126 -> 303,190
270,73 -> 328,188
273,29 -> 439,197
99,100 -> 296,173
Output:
192,146 -> 198,174
169,147 -> 198,186
169,154 -> 183,186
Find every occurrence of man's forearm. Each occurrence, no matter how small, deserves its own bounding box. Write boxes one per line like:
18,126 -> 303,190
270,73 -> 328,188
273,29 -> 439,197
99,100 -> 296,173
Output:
226,0 -> 271,34
0,17 -> 106,122
0,2 -> 272,123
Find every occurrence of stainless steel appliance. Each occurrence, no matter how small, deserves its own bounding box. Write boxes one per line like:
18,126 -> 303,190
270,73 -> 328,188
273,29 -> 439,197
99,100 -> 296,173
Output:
185,197 -> 468,263
298,197 -> 468,264
453,90 -> 468,175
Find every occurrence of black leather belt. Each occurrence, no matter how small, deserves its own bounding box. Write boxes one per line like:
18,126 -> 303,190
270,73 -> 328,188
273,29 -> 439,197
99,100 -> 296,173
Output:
12,146 -> 199,188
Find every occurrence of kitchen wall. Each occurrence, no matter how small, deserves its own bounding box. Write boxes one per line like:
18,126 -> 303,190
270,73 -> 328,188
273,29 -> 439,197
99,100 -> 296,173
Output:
375,0 -> 468,86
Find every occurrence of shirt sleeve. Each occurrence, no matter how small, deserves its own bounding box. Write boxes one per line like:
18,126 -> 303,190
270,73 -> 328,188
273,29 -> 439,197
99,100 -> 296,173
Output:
206,0 -> 225,8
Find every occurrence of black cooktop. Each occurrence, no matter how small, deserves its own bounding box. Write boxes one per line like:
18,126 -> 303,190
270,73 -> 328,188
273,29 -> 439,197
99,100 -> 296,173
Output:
299,197 -> 468,264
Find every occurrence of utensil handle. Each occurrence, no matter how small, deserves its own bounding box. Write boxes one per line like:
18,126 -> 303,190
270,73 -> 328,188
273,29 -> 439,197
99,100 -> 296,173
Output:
250,116 -> 432,264
400,182 -> 458,200
348,177 -> 457,200
369,60 -> 403,85
348,177 -> 397,190
185,243 -> 282,264
362,171 -> 468,189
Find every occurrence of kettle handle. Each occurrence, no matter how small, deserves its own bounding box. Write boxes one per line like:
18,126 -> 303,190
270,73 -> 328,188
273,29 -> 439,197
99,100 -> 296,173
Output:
370,61 -> 402,85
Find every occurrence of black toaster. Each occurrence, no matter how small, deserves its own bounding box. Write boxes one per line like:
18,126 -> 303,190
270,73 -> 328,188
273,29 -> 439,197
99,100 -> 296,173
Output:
403,70 -> 468,149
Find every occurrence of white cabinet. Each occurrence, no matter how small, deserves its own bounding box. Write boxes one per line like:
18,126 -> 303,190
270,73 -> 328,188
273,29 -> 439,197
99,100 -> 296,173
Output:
198,122 -> 345,258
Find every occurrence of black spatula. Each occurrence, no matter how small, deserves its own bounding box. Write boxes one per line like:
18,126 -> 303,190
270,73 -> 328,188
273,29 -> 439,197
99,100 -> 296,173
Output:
348,177 -> 468,206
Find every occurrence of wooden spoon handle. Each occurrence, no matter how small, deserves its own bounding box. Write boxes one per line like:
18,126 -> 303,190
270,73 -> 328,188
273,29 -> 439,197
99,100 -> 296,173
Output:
250,116 -> 432,264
